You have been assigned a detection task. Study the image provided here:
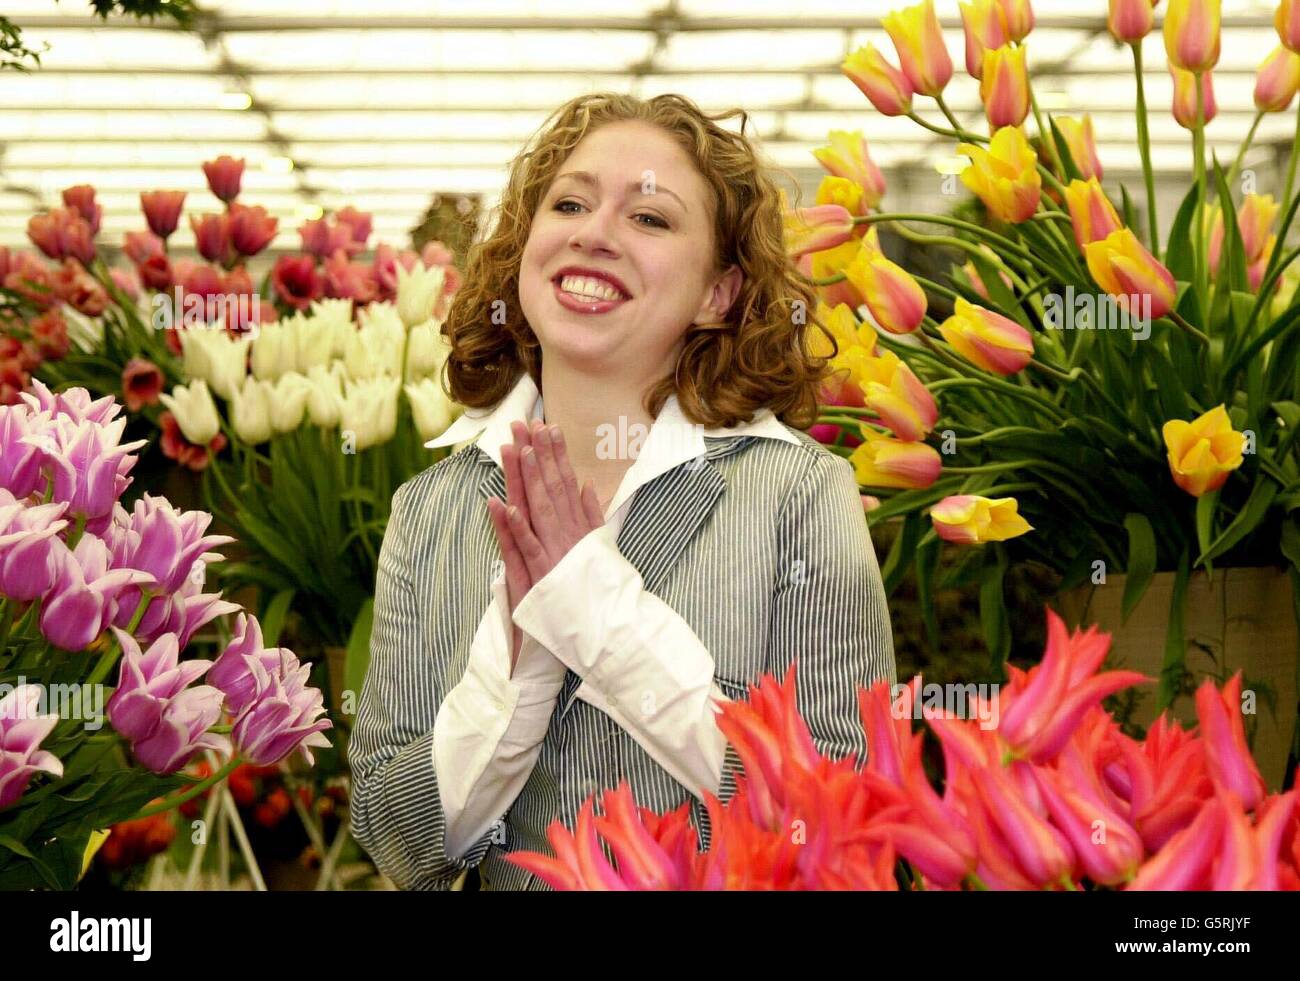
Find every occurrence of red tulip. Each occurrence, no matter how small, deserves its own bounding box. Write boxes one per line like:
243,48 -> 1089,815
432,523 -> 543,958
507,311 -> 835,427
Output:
323,248 -> 378,304
30,308 -> 69,361
1195,672 -> 1267,811
228,203 -> 278,257
62,184 -> 101,236
203,155 -> 245,203
121,358 -> 165,412
272,255 -> 324,311
189,213 -> 231,265
27,208 -> 95,265
140,190 -> 187,240
1127,795 -> 1224,889
334,206 -> 373,251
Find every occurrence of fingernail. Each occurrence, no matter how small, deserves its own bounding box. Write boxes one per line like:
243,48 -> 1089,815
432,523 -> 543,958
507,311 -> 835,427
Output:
550,426 -> 562,441
522,446 -> 533,461
508,506 -> 518,519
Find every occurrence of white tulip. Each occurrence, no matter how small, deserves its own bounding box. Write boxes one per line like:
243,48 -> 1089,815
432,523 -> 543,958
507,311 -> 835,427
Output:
270,372 -> 314,434
396,262 -> 445,329
304,364 -> 344,428
403,320 -> 452,381
250,320 -> 297,381
344,316 -> 403,381
158,379 -> 221,446
340,375 -> 401,451
404,377 -> 456,442
292,312 -> 336,373
181,329 -> 252,400
230,376 -> 274,445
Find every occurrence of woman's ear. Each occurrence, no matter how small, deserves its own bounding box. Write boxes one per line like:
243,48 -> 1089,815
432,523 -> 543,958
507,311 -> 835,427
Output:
701,263 -> 743,322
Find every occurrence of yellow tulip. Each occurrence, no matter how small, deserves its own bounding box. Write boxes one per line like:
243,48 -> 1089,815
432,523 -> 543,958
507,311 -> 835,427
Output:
844,246 -> 928,335
938,297 -> 1035,375
1164,0 -> 1221,73
1161,404 -> 1245,497
980,45 -> 1030,129
883,0 -> 954,97
1055,114 -> 1102,180
812,130 -> 887,208
841,43 -> 914,116
959,0 -> 1008,79
1255,45 -> 1300,112
958,126 -> 1041,224
849,429 -> 944,489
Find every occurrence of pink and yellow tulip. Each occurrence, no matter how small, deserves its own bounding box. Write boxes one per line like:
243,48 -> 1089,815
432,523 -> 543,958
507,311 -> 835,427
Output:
980,45 -> 1030,129
1084,227 -> 1178,320
1164,0 -> 1221,73
783,203 -> 855,260
849,429 -> 943,489
1278,0 -> 1300,54
1255,44 -> 1300,112
1063,178 -> 1123,253
1160,404 -> 1246,497
846,349 -> 939,442
1055,114 -> 1102,180
996,0 -> 1034,43
812,131 -> 887,209
1108,0 -> 1157,43
1170,65 -> 1217,129
844,246 -> 927,335
958,126 -> 1041,224
959,0 -> 1008,79
930,493 -> 1033,544
937,298 -> 1035,375
883,0 -> 954,98
841,43 -> 914,117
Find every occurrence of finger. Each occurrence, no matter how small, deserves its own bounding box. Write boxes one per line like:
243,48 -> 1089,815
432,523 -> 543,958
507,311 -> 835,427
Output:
545,424 -> 588,532
487,498 -> 532,603
533,423 -> 581,536
519,444 -> 563,558
579,479 -> 604,529
501,442 -> 527,513
506,501 -> 550,582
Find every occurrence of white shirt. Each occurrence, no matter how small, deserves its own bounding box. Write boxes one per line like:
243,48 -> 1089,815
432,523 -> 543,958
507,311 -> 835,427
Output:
422,372 -> 800,858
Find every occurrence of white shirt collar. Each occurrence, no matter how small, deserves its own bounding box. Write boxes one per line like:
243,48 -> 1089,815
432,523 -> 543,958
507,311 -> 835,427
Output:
426,372 -> 799,520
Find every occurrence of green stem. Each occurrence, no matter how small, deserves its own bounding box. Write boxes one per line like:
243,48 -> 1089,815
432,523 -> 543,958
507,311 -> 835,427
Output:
1133,42 -> 1160,257
1284,102 -> 1300,215
1029,80 -> 1064,180
852,213 -> 1038,267
1167,310 -> 1211,346
1228,110 -> 1265,191
85,592 -> 153,688
130,756 -> 244,821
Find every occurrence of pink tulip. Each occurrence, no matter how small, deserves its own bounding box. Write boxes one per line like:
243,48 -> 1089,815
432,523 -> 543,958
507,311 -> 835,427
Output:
128,686 -> 229,775
208,612 -> 289,716
1034,747 -> 1144,885
24,414 -> 145,524
299,217 -> 353,259
39,536 -> 154,651
189,213 -> 231,265
0,496 -> 69,601
1108,0 -> 1156,43
1255,45 -> 1300,112
1195,672 -> 1267,812
140,191 -> 187,240
0,403 -> 49,498
230,648 -> 332,766
783,204 -> 856,259
272,255 -> 325,311
323,248 -> 378,303
1171,65 -> 1217,129
105,629 -> 213,743
841,44 -> 915,116
20,379 -> 120,427
0,685 -> 63,810
27,208 -> 95,266
202,155 -> 245,203
1127,795 -> 1224,889
228,203 -> 278,257
334,206 -> 373,250
104,493 -> 234,597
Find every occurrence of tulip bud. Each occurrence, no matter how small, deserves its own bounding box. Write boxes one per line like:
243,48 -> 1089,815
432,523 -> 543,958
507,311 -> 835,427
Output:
845,246 -> 927,335
1063,178 -> 1123,253
847,349 -> 939,441
841,43 -> 914,117
1170,66 -> 1217,129
1255,45 -> 1300,111
202,155 -> 245,204
958,126 -> 1042,224
1161,404 -> 1245,497
140,191 -> 187,240
1278,0 -> 1300,53
1084,227 -> 1178,320
931,494 -> 1033,543
1164,0 -> 1221,73
980,44 -> 1030,128
1107,0 -> 1156,44
996,0 -> 1034,42
883,0 -> 954,98
1237,194 -> 1280,264
1055,114 -> 1102,181
784,204 -> 856,259
938,298 -> 1034,375
848,429 -> 943,489
959,0 -> 1008,79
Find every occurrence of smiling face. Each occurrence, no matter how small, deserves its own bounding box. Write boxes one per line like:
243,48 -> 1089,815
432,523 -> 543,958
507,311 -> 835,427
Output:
518,119 -> 742,386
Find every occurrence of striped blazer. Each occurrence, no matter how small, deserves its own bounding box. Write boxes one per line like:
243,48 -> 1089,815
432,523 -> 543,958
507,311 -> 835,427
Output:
349,424 -> 897,890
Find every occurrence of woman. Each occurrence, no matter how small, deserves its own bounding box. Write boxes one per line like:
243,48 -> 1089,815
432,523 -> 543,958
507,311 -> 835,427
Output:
349,92 -> 896,891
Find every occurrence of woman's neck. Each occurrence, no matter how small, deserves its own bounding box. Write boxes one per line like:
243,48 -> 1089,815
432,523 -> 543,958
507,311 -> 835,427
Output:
537,360 -> 657,509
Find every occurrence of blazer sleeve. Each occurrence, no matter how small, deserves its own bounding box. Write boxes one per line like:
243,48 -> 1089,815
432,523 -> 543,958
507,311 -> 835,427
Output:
765,451 -> 897,769
348,476 -> 500,890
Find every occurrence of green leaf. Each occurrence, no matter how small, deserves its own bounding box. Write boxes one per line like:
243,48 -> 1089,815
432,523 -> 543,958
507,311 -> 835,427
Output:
1194,478 -> 1280,566
0,834 -> 60,890
1213,159 -> 1249,295
260,588 -> 295,646
979,545 -> 1011,668
880,511 -> 923,596
1165,183 -> 1201,282
1049,115 -> 1083,183
1121,513 -> 1158,623
1195,489 -> 1219,572
1119,183 -> 1138,234
344,597 -> 376,708
914,533 -> 942,653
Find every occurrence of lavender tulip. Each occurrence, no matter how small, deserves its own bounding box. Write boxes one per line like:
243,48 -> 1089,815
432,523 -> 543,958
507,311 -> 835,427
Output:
0,497 -> 70,602
24,415 -> 146,525
0,685 -> 63,810
0,404 -> 49,499
128,685 -> 230,775
231,649 -> 332,766
39,536 -> 155,651
105,629 -> 213,743
208,612 -> 287,716
21,379 -> 121,426
106,495 -> 233,612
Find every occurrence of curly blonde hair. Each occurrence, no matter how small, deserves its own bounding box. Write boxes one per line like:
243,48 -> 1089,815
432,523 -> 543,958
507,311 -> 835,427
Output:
441,91 -> 833,430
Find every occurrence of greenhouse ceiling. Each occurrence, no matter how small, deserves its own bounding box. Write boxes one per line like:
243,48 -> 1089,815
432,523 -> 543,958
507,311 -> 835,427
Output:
0,0 -> 1291,253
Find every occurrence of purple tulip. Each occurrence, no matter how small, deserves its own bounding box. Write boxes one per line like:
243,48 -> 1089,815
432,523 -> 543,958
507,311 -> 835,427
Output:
0,404 -> 50,499
24,415 -> 146,525
39,536 -> 155,651
0,684 -> 63,810
20,379 -> 121,427
208,612 -> 287,716
0,497 -> 70,602
105,629 -> 213,743
106,494 -> 233,598
128,685 -> 230,775
231,649 -> 332,767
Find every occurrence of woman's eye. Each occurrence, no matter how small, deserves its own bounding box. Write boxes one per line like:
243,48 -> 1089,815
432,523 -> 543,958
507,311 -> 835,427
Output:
552,199 -> 667,229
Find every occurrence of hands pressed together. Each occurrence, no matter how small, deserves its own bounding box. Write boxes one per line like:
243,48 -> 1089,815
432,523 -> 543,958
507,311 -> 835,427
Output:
486,419 -> 606,666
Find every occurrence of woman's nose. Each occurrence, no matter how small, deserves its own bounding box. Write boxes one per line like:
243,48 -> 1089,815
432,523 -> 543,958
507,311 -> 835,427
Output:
568,204 -> 620,256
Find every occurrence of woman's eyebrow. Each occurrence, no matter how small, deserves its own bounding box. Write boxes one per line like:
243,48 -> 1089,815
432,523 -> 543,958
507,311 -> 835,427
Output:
552,170 -> 687,213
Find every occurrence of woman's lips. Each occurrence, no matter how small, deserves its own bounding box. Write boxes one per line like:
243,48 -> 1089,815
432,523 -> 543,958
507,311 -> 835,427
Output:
552,278 -> 631,314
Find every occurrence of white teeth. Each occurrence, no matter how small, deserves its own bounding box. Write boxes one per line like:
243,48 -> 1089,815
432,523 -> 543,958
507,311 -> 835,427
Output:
558,275 -> 626,302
